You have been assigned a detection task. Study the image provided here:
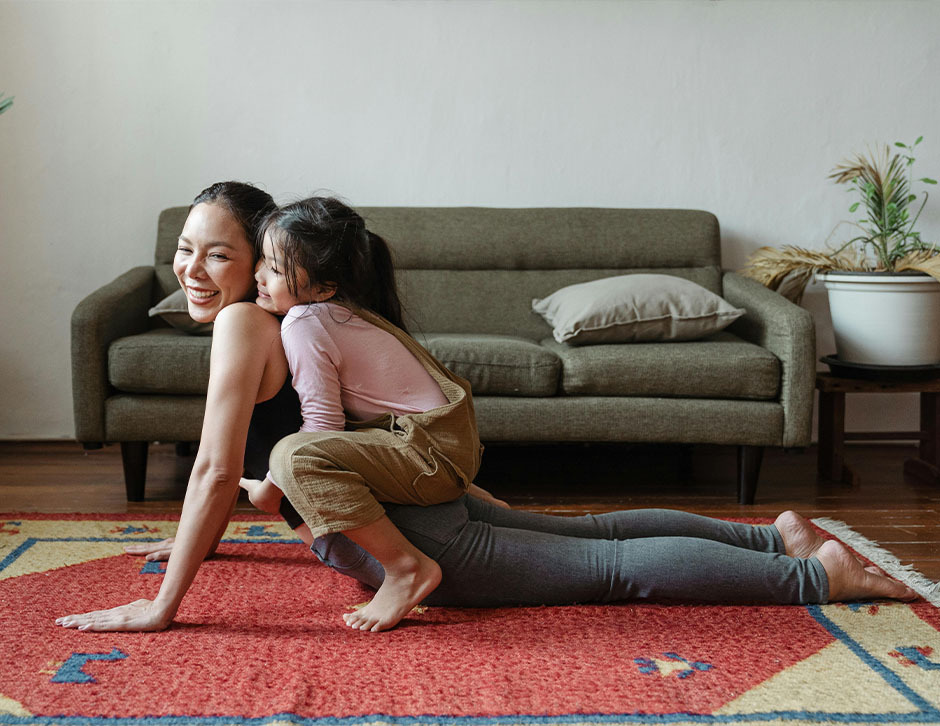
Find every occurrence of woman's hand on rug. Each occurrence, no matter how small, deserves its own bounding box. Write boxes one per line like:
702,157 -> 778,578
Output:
124,537 -> 220,561
124,537 -> 176,561
55,599 -> 172,632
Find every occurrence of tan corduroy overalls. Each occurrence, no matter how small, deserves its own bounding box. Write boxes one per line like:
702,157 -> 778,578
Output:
268,305 -> 484,539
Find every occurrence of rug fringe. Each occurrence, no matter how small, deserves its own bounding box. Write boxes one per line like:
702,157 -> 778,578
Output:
812,517 -> 940,607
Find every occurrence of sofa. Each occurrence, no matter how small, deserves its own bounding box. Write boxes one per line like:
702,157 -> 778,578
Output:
71,206 -> 815,503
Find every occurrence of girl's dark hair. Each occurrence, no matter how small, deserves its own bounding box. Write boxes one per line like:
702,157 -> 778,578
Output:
192,181 -> 277,260
260,197 -> 407,332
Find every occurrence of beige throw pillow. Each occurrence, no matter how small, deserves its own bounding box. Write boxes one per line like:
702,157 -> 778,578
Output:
148,288 -> 214,335
532,274 -> 745,345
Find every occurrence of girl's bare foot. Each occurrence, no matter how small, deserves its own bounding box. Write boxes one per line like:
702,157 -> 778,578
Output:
468,483 -> 511,510
816,540 -> 916,602
342,555 -> 441,633
238,477 -> 283,514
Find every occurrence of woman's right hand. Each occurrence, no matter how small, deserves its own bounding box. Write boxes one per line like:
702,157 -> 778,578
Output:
56,599 -> 173,632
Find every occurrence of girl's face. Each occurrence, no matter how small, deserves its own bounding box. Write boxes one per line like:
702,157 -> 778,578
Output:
173,203 -> 257,323
255,229 -> 335,314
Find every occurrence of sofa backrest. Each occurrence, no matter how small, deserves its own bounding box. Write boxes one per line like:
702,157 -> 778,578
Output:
154,207 -> 192,300
155,206 -> 721,339
361,207 -> 721,339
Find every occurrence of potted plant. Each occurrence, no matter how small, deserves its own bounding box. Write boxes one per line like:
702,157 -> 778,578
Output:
742,137 -> 940,367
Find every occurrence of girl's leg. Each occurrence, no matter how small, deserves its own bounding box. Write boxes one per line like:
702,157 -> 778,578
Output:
270,430 -> 460,632
341,514 -> 442,632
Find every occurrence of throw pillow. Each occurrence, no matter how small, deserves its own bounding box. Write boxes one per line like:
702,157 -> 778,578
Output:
531,274 -> 745,345
148,288 -> 214,335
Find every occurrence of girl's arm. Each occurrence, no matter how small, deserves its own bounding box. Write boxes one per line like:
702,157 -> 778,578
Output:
57,303 -> 286,632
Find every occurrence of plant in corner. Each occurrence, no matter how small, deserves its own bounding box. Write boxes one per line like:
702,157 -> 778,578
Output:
741,137 -> 940,366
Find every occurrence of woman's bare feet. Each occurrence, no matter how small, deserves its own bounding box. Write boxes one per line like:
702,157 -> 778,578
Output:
816,540 -> 917,602
342,554 -> 441,632
238,476 -> 283,514
775,510 -> 827,558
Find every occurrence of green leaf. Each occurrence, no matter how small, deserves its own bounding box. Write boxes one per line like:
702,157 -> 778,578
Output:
896,142 -> 907,148
915,136 -> 924,145
920,177 -> 937,184
849,202 -> 860,212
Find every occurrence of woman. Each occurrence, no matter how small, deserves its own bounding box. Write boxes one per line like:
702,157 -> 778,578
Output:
56,184 -> 915,633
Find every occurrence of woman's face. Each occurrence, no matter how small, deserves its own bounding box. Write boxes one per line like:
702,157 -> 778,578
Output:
173,202 -> 257,323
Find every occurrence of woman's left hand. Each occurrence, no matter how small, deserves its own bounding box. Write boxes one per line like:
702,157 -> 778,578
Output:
124,537 -> 177,562
55,599 -> 172,632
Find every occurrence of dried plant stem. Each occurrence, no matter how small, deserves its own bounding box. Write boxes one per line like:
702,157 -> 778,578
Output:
739,246 -> 860,304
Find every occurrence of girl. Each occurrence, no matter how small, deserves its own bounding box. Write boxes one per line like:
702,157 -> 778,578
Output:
246,196 -> 498,632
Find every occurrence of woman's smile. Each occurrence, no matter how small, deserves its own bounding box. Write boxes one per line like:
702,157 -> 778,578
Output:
186,286 -> 220,301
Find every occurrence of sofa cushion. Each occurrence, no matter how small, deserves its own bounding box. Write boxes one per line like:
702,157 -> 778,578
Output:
148,288 -> 214,335
109,329 -> 211,394
147,288 -> 212,335
532,274 -> 745,345
419,334 -> 560,397
541,331 -> 780,400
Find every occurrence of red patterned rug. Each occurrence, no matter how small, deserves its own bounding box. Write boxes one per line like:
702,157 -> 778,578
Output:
1,513 -> 938,726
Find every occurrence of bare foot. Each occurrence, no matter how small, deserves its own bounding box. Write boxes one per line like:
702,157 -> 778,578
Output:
816,540 -> 916,602
775,510 -> 826,558
342,555 -> 441,632
238,477 -> 283,515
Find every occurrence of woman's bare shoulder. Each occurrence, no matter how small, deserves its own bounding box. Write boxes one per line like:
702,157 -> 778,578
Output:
211,303 -> 288,400
213,302 -> 281,336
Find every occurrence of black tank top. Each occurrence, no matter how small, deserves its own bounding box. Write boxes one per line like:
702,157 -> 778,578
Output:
244,376 -> 305,528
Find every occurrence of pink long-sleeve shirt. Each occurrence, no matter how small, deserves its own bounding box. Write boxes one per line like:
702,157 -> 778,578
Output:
281,302 -> 448,432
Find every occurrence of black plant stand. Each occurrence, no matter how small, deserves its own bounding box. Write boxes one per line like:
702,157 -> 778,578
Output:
816,372 -> 940,487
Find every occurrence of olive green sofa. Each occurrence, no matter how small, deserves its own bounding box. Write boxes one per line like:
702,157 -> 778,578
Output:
71,206 -> 815,503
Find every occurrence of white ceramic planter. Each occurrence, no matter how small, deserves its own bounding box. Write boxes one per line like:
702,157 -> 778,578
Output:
818,272 -> 940,366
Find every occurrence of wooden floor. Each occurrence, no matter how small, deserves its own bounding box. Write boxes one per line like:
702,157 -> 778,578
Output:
1,440 -> 938,580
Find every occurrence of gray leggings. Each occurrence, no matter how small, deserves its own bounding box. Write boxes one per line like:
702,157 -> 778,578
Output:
310,496 -> 829,606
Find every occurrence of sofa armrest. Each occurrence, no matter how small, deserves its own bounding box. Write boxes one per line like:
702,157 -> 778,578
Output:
723,271 -> 815,448
71,267 -> 157,442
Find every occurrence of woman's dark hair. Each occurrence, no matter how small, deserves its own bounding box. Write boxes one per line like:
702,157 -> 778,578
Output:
260,197 -> 407,332
192,181 -> 277,260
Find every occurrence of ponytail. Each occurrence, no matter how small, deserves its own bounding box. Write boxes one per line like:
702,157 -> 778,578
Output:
356,230 -> 406,332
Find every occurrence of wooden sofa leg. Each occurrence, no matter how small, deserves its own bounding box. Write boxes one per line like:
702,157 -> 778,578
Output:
737,445 -> 764,505
121,441 -> 149,502
175,441 -> 195,457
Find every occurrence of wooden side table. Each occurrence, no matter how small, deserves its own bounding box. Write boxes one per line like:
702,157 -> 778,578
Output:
816,372 -> 940,486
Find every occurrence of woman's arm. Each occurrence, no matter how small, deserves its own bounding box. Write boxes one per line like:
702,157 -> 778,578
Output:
57,303 -> 286,631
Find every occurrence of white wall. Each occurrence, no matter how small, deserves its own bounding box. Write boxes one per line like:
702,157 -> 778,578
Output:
1,0 -> 937,439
